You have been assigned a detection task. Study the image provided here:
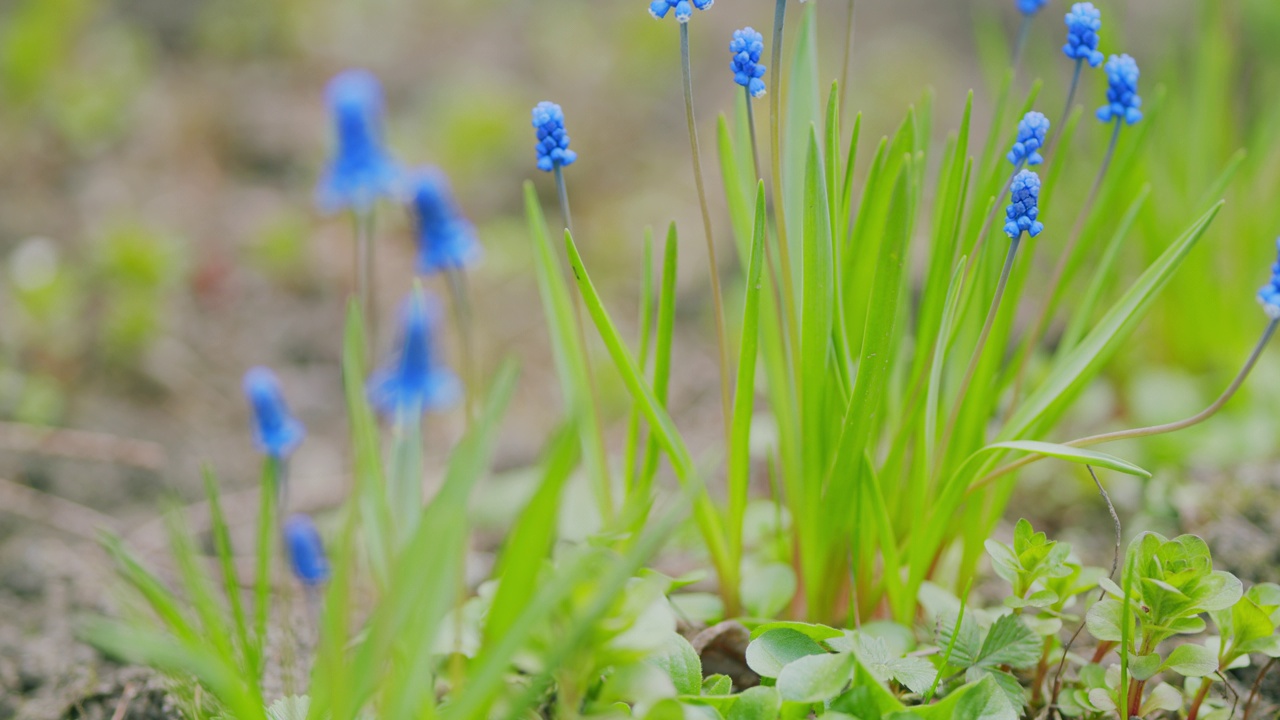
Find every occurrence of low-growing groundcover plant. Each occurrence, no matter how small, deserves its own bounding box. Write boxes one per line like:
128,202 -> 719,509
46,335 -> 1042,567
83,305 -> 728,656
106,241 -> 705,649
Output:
82,1 -> 1280,719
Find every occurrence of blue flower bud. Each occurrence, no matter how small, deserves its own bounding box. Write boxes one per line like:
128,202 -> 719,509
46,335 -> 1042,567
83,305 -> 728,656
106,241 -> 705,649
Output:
531,102 -> 577,173
1097,54 -> 1143,125
243,367 -> 305,459
1063,3 -> 1104,68
1258,239 -> 1280,319
1004,170 -> 1045,239
284,515 -> 329,587
1017,0 -> 1049,16
408,168 -> 480,275
368,288 -> 460,418
1008,111 -> 1050,167
730,28 -> 767,98
315,70 -> 403,214
649,0 -> 712,23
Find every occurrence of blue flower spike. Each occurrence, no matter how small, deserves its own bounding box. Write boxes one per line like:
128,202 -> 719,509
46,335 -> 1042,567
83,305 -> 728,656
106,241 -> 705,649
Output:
649,0 -> 712,23
532,102 -> 577,173
408,168 -> 480,275
1097,54 -> 1143,125
1017,0 -> 1049,16
243,367 -> 306,459
1063,3 -> 1104,68
315,69 -> 402,214
730,28 -> 767,98
1004,170 -> 1045,239
368,288 -> 460,418
1258,239 -> 1280,319
284,515 -> 330,587
1008,111 -> 1050,167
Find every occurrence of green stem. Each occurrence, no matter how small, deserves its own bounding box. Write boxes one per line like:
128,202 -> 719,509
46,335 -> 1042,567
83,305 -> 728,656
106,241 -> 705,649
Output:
445,269 -> 477,426
555,166 -> 616,524
1009,119 -> 1122,408
389,411 -> 424,545
976,318 -> 1279,491
769,0 -> 801,360
940,236 -> 1022,465
745,88 -> 763,182
1043,58 -> 1083,161
681,22 -> 733,444
1011,15 -> 1032,75
354,210 -> 376,357
253,456 -> 281,682
839,0 -> 856,113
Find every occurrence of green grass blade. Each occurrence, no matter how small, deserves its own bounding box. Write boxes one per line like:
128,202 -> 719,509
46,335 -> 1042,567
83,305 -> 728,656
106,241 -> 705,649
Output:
342,300 -> 393,589
1001,202 -> 1224,440
1059,187 -> 1152,352
483,423 -> 579,645
727,183 -> 768,571
563,229 -> 736,610
637,224 -> 679,522
524,181 -> 612,525
975,441 -> 1153,479
623,230 -> 656,495
203,466 -> 255,678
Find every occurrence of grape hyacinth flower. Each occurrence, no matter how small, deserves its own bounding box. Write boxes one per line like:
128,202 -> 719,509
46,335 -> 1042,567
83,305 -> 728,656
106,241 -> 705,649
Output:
408,168 -> 480,275
1017,0 -> 1049,15
243,367 -> 305,459
1063,3 -> 1104,68
1008,111 -> 1050,167
315,70 -> 402,214
284,515 -> 330,587
649,0 -> 712,23
1097,54 -> 1143,125
730,27 -> 767,98
1004,170 -> 1045,239
368,288 -> 460,418
532,102 -> 577,173
1258,239 -> 1280,319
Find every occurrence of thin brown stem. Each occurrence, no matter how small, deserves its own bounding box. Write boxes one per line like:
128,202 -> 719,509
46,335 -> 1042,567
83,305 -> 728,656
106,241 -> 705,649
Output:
681,22 -> 733,442
1244,657 -> 1277,720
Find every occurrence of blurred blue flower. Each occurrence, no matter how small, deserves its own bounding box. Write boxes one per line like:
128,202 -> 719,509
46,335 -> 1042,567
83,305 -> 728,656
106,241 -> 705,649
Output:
532,102 -> 578,173
243,367 -> 305,459
368,288 -> 460,418
730,28 -> 767,98
1017,0 -> 1049,16
315,69 -> 402,214
649,0 -> 712,23
284,515 -> 330,587
1063,3 -> 1104,68
1258,239 -> 1280,319
1097,54 -> 1143,125
1004,170 -> 1045,239
1008,111 -> 1050,167
408,168 -> 480,275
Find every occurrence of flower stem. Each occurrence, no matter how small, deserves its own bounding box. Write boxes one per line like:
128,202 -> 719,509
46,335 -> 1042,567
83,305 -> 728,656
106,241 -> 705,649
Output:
681,21 -> 733,441
975,318 -> 1280,492
745,88 -> 763,182
1008,118 -> 1122,408
1043,58 -> 1083,161
840,0 -> 856,113
354,210 -> 377,358
940,236 -> 1023,465
769,0 -> 801,357
253,456 -> 281,681
1012,15 -> 1032,74
389,412 -> 424,544
445,269 -> 477,426
555,166 -> 616,525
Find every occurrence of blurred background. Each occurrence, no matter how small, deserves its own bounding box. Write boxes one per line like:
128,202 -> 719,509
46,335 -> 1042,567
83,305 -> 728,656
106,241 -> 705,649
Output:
2,0 -> 1280,715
